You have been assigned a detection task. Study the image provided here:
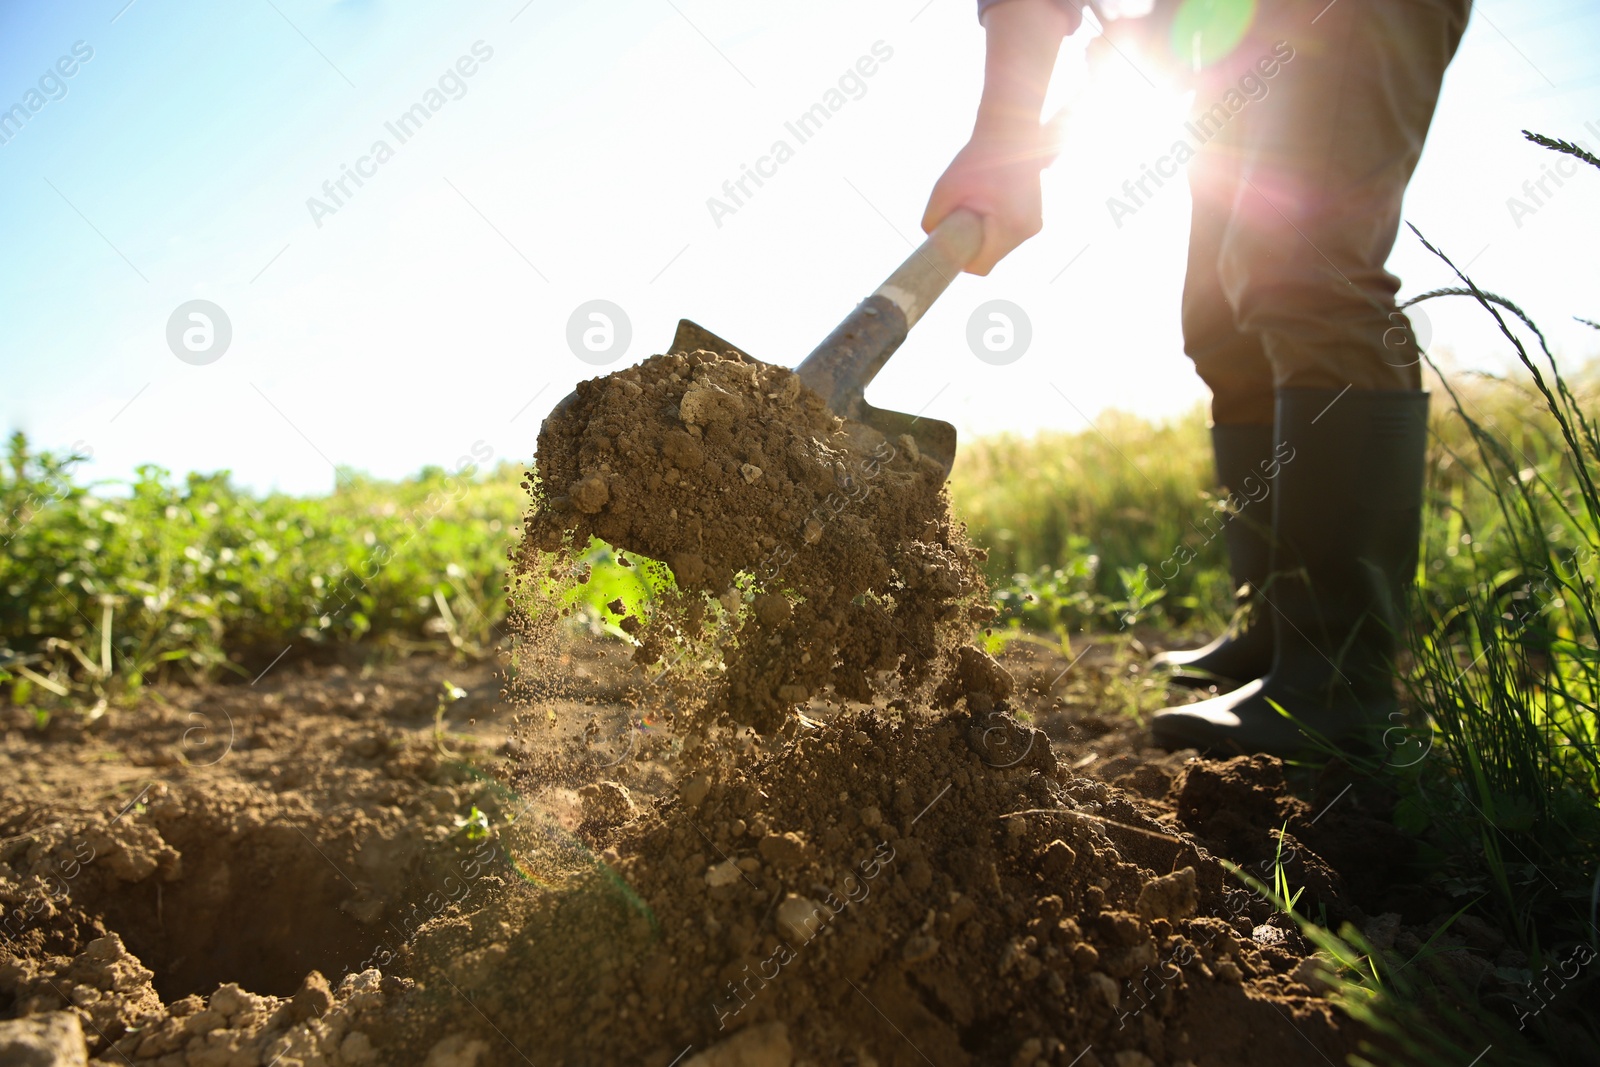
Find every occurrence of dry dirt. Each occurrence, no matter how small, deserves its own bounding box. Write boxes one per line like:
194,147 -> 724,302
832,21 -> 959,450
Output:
1,638 -> 1418,1067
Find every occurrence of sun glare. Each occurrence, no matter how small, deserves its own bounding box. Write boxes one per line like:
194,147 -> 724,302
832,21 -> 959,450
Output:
1045,27 -> 1199,207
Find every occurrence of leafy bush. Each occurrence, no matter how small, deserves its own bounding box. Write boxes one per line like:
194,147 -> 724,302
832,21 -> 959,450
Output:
1,433 -> 525,695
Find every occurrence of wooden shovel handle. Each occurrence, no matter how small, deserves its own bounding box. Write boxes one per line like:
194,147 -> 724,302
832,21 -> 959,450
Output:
873,208 -> 984,329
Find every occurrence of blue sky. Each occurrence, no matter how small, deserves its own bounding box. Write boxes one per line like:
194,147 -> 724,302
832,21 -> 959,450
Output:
2,0 -> 1598,495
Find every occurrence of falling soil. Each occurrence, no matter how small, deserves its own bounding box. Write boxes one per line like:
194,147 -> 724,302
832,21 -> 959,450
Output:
519,347 -> 993,734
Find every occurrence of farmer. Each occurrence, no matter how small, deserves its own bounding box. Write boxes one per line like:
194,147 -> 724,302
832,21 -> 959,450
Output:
925,0 -> 1471,755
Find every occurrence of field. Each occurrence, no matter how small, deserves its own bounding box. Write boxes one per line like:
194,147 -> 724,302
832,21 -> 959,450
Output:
4,279 -> 1600,1059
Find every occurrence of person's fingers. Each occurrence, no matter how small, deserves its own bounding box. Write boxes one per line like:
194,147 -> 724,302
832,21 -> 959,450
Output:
967,221 -> 1013,276
966,195 -> 1039,275
963,219 -> 1000,276
921,180 -> 973,236
924,181 -> 1005,274
929,200 -> 1000,276
922,145 -> 1043,274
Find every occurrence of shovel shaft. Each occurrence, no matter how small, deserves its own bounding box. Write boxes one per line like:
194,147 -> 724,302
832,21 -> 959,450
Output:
874,207 -> 984,329
795,209 -> 983,419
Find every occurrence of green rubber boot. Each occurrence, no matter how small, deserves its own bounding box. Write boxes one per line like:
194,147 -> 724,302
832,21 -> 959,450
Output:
1151,387 -> 1429,756
1150,423 -> 1279,689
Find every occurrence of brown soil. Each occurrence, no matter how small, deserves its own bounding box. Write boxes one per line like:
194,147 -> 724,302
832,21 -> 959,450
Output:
0,658 -> 519,1063
3,641 -> 1401,1067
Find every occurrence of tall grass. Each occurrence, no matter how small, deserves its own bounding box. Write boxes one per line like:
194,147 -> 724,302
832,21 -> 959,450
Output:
1362,131 -> 1600,1051
1231,130 -> 1600,1063
949,411 -> 1234,633
1396,238 -> 1600,965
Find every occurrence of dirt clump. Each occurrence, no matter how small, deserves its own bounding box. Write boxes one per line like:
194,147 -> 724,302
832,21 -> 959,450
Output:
521,348 -> 991,733
0,1011 -> 89,1065
7,933 -> 396,1067
468,350 -> 1372,1063
1170,756 -> 1321,915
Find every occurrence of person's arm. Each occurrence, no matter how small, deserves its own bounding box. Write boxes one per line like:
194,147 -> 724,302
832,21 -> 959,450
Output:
922,0 -> 1074,275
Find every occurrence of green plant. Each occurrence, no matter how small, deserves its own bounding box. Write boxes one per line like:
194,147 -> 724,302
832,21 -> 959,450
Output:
433,680 -> 469,756
453,805 -> 491,843
0,433 -> 680,714
1269,822 -> 1306,913
952,412 -> 1233,636
2,442 -> 528,698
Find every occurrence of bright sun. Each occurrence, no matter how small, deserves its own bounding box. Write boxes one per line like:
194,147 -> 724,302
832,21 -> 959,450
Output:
1046,26 -> 1198,204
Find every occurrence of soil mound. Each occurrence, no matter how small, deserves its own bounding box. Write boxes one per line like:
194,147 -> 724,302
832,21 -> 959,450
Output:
466,349 -> 1361,1064
398,711 -> 1358,1066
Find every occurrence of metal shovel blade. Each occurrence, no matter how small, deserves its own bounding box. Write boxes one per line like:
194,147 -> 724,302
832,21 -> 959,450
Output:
542,209 -> 981,479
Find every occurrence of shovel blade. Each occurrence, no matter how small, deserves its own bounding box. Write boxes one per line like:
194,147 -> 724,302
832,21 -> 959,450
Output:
860,403 -> 957,478
666,319 -> 753,362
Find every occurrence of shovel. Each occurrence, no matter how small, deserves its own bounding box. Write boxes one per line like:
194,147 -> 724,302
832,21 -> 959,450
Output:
553,209 -> 985,477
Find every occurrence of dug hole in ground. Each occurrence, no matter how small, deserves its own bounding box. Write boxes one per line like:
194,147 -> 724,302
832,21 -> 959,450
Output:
2,349 -> 1430,1066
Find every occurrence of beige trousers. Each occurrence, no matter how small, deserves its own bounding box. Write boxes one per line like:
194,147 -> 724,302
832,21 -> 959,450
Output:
1180,0 -> 1472,425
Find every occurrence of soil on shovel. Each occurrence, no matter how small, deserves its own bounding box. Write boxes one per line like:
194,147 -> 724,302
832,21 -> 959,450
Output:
0,346 -> 1417,1065
520,347 -> 993,734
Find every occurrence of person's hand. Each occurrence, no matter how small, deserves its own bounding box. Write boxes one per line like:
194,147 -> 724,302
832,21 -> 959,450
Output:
921,0 -> 1070,275
922,124 -> 1056,276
